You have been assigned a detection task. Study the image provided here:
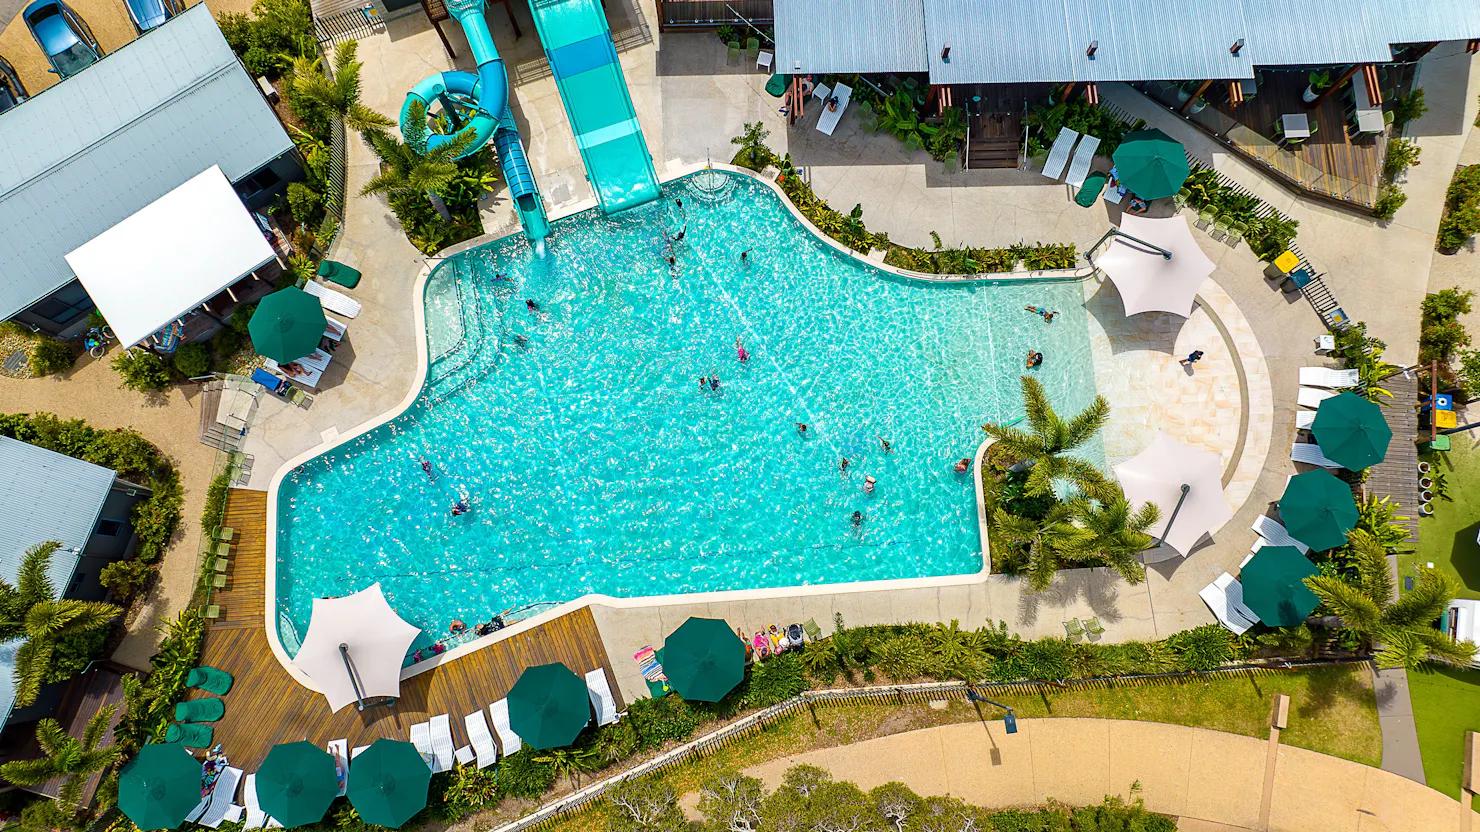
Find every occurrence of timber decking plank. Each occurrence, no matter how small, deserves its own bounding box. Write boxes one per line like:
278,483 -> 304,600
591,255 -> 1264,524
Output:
197,491 -> 619,770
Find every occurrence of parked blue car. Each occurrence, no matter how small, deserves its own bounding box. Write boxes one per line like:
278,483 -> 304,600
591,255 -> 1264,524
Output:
0,56 -> 25,114
122,0 -> 180,35
23,0 -> 103,79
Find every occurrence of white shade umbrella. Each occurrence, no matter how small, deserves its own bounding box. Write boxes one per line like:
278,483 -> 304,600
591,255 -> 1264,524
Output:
1115,432 -> 1232,556
292,584 -> 421,713
1094,214 -> 1216,317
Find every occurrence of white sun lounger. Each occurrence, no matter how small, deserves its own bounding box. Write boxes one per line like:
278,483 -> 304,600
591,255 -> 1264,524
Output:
816,82 -> 852,136
1199,573 -> 1256,634
410,721 -> 434,769
326,739 -> 348,796
242,774 -> 283,829
1297,386 -> 1338,408
1296,410 -> 1316,430
1040,127 -> 1079,181
489,698 -> 522,756
1221,572 -> 1261,624
192,766 -> 243,828
464,710 -> 499,768
1064,134 -> 1101,188
351,745 -> 369,758
585,668 -> 619,726
455,745 -> 475,766
304,281 -> 362,318
429,713 -> 455,772
1292,441 -> 1344,469
1250,514 -> 1311,555
1299,367 -> 1360,388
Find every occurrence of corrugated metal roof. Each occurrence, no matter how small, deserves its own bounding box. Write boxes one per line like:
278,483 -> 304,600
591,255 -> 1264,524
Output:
0,3 -> 293,322
778,0 -> 1480,83
775,0 -> 928,75
0,435 -> 116,591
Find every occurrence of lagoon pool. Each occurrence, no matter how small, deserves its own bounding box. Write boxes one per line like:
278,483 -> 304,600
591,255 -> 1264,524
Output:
274,171 -> 1101,658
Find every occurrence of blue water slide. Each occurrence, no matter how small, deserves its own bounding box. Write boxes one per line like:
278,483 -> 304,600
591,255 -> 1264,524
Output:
400,0 -> 549,242
526,0 -> 659,214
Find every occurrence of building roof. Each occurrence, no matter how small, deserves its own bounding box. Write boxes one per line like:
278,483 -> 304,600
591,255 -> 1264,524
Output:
775,0 -> 928,75
66,166 -> 276,348
0,435 -> 118,592
0,3 -> 293,323
778,0 -> 1480,83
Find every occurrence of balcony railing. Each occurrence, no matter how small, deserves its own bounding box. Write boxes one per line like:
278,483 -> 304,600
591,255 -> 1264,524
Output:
654,0 -> 772,31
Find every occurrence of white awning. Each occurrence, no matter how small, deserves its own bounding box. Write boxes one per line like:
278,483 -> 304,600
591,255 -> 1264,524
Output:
292,584 -> 421,713
1093,214 -> 1216,317
1115,432 -> 1232,556
64,166 -> 275,348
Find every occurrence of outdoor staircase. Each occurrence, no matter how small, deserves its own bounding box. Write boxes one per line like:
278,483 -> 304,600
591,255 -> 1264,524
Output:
965,112 -> 1022,169
198,379 -> 245,452
425,274 -> 516,404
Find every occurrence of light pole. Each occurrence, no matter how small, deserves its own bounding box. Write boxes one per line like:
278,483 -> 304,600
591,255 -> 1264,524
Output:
966,686 -> 1018,733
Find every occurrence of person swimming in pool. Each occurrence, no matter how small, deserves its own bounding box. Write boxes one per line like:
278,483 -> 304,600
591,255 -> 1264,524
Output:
450,498 -> 470,516
1024,306 -> 1057,324
878,436 -> 892,453
839,458 -> 850,475
449,619 -> 467,634
796,423 -> 808,436
512,334 -> 530,349
954,458 -> 971,474
525,299 -> 539,314
1026,350 -> 1043,368
420,459 -> 434,480
736,338 -> 750,362
709,375 -> 721,391
740,249 -> 751,262
850,510 -> 864,526
863,475 -> 876,494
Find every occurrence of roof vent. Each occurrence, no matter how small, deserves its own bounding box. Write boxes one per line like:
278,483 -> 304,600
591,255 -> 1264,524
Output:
1230,38 -> 1245,55
1085,40 -> 1098,58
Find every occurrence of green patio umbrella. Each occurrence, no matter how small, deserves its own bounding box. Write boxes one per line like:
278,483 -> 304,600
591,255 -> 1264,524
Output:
1278,469 -> 1359,551
507,662 -> 590,749
118,743 -> 204,831
346,739 -> 431,829
1110,129 -> 1191,200
1312,391 -> 1392,470
1240,545 -> 1320,627
256,741 -> 339,828
663,617 -> 745,702
248,286 -> 327,363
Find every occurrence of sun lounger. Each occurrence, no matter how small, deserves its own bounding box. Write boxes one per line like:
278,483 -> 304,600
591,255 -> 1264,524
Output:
816,82 -> 852,136
1064,134 -> 1101,188
1040,127 -> 1079,181
323,317 -> 347,343
455,745 -> 474,766
410,721 -> 434,769
326,739 -> 348,796
1074,171 -> 1109,207
1299,367 -> 1360,388
488,698 -> 522,756
221,806 -> 245,826
251,368 -> 289,396
803,618 -> 823,641
243,773 -> 282,829
1220,572 -> 1261,623
187,666 -> 233,696
585,668 -> 619,726
351,745 -> 369,758
176,697 -> 225,723
429,714 -> 455,772
195,766 -> 243,828
303,281 -> 362,318
1250,514 -> 1311,555
1295,411 -> 1316,430
316,260 -> 362,289
464,711 -> 499,768
1297,386 -> 1337,408
166,722 -> 213,747
1291,441 -> 1344,469
1199,573 -> 1256,634
263,357 -> 324,390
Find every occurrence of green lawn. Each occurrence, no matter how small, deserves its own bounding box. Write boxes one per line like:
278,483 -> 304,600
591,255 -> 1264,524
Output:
1409,666 -> 1480,802
1405,440 -> 1480,600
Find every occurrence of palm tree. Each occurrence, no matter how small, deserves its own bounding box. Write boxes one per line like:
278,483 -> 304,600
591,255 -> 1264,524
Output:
991,503 -> 1081,591
360,101 -> 478,223
1,543 -> 121,708
0,705 -> 121,810
1056,486 -> 1160,585
1304,530 -> 1476,669
289,40 -> 395,134
983,376 -> 1111,499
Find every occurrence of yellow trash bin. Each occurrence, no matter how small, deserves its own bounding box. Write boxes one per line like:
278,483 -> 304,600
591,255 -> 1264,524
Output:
1273,250 -> 1301,273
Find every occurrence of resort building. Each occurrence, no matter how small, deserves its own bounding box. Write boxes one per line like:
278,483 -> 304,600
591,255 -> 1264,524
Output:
0,3 -> 298,340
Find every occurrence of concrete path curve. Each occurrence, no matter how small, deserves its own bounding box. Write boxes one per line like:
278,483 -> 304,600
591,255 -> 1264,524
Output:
738,718 -> 1460,832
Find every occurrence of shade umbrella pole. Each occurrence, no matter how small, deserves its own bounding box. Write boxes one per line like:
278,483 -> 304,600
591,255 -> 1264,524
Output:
1158,483 -> 1191,545
1090,227 -> 1173,261
340,643 -> 368,711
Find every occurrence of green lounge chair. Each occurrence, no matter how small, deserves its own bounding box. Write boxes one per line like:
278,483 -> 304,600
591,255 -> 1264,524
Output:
316,260 -> 362,289
1173,188 -> 1191,211
1063,619 -> 1084,638
187,667 -> 234,696
1074,172 -> 1108,207
176,697 -> 225,723
165,722 -> 214,748
903,133 -> 923,153
726,41 -> 739,62
211,557 -> 228,574
1084,617 -> 1105,639
803,618 -> 823,641
943,150 -> 958,172
213,526 -> 234,542
211,574 -> 227,589
1196,206 -> 1218,229
765,73 -> 787,98
287,387 -> 313,409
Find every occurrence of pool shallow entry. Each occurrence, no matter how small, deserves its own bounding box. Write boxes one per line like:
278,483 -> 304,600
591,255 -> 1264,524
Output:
274,172 -> 1102,660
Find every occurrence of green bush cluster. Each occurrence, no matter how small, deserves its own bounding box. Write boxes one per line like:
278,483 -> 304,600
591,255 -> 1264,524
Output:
1371,186 -> 1408,221
1178,167 -> 1298,260
435,763 -> 501,821
171,342 -> 212,378
1438,165 -> 1480,251
1025,97 -> 1145,157
776,166 -> 889,254
115,610 -> 205,750
1419,287 -> 1472,365
110,349 -> 172,392
99,559 -> 154,601
883,241 -> 1077,274
216,0 -> 315,80
1330,322 -> 1397,404
27,338 -> 74,377
858,89 -> 967,161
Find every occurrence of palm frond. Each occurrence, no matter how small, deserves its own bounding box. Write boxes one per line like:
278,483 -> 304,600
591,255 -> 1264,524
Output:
980,424 -> 1042,461
1018,376 -> 1058,445
82,705 -> 119,750
1304,575 -> 1383,632
346,103 -> 395,132
1345,528 -> 1394,605
1371,629 -> 1431,670
0,756 -> 58,786
12,639 -> 52,709
1383,568 -> 1459,628
18,542 -> 59,607
1062,395 -> 1111,450
34,719 -> 71,758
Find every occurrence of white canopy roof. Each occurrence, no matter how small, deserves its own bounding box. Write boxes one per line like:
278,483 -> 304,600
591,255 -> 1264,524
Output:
292,583 -> 421,713
1115,432 -> 1232,556
1094,214 -> 1216,317
64,166 -> 275,348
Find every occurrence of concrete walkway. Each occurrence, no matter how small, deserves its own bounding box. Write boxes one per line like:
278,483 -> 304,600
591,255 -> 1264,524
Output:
738,719 -> 1460,832
1373,666 -> 1427,784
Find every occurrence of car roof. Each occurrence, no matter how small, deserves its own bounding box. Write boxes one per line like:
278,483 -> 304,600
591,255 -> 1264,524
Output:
30,11 -> 81,53
124,0 -> 169,30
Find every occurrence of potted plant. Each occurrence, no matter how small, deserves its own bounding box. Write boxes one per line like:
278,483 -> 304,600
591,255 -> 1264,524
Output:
1303,70 -> 1333,103
1187,96 -> 1208,114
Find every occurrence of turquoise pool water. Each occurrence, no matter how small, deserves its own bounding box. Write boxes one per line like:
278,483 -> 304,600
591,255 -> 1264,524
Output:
275,171 -> 1101,658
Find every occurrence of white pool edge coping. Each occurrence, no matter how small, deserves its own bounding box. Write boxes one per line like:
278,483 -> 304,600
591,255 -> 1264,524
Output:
261,163 -> 1091,692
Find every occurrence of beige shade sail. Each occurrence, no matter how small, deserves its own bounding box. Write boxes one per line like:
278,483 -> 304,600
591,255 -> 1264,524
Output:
1094,214 -> 1216,317
291,584 -> 421,713
1115,432 -> 1231,555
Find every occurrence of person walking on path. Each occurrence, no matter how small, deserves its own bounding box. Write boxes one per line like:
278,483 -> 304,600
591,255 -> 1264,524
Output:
1179,349 -> 1205,367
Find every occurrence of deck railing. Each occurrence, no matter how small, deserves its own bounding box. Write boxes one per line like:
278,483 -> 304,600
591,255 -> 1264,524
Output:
654,0 -> 772,31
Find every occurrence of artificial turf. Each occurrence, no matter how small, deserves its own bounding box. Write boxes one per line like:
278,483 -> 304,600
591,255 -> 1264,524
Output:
1408,666 -> 1480,802
1405,439 -> 1480,600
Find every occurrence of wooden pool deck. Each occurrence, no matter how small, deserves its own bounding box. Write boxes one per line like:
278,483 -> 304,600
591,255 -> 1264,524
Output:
193,489 -> 620,770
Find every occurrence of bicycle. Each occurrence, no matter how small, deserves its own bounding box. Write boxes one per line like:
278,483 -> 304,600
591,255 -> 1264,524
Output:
83,325 -> 114,358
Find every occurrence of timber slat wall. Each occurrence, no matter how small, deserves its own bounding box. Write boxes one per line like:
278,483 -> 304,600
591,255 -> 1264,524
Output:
194,490 -> 619,770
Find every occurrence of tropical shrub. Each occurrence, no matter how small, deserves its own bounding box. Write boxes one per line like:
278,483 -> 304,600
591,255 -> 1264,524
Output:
1382,138 -> 1421,178
115,609 -> 205,750
436,763 -> 500,821
99,559 -> 154,600
171,342 -> 211,378
287,181 -> 322,226
1389,88 -> 1427,130
1024,97 -> 1145,157
111,349 -> 172,392
1420,287 -> 1473,364
1371,186 -> 1407,221
740,651 -> 808,707
627,693 -> 699,750
1438,165 -> 1480,251
730,121 -> 774,171
0,543 -> 121,706
28,338 -> 74,376
216,0 -> 315,81
495,750 -> 556,798
1164,624 -> 1233,671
